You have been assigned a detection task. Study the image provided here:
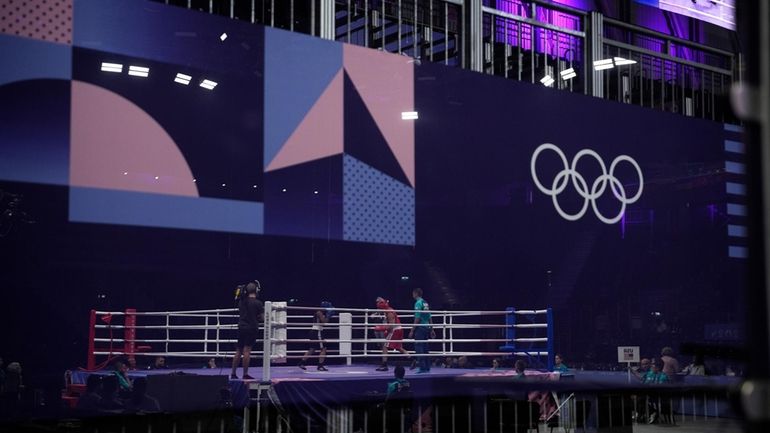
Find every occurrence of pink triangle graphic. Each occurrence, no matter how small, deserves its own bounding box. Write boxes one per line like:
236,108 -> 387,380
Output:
343,44 -> 414,187
266,68 -> 344,172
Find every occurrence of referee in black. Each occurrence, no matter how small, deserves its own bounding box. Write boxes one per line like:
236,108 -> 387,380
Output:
230,281 -> 264,380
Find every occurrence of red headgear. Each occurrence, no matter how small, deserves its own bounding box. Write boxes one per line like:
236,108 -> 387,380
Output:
376,297 -> 389,309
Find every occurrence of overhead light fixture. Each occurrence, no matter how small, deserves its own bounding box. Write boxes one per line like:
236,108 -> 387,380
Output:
593,59 -> 615,71
559,67 -> 577,80
200,79 -> 218,90
401,111 -> 419,120
128,66 -> 150,77
613,57 -> 637,66
174,73 -> 192,85
220,32 -> 228,41
539,75 -> 555,87
101,62 -> 123,73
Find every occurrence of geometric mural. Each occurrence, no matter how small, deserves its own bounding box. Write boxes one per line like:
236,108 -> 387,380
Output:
264,28 -> 416,245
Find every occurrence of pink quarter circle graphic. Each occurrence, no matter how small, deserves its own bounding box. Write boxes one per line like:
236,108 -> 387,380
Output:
69,80 -> 198,197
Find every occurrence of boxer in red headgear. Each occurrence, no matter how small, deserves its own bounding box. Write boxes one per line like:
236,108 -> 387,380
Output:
375,297 -> 410,371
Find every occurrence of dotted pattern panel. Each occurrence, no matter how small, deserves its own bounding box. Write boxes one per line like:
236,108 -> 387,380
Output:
343,154 -> 415,246
0,0 -> 73,44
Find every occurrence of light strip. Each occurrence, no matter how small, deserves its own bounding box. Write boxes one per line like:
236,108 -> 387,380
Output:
613,57 -> 637,66
100,62 -> 123,73
128,66 -> 150,77
220,32 -> 228,41
593,59 -> 614,70
401,111 -> 419,120
200,79 -> 218,90
174,73 -> 192,85
539,75 -> 555,87
559,68 -> 576,80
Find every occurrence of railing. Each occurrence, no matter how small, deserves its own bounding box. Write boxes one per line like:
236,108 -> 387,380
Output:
152,0 -> 738,122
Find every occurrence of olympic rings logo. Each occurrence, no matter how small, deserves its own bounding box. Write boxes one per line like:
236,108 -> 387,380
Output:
530,143 -> 644,224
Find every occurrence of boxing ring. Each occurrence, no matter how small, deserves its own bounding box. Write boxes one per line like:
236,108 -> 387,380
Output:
75,302 -> 553,406
68,303 -> 741,433
85,302 -> 555,376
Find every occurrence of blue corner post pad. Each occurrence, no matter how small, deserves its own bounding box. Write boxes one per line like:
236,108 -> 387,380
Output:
499,307 -> 516,351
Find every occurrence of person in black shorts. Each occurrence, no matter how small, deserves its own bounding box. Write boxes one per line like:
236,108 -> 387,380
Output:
231,281 -> 264,380
298,301 -> 334,371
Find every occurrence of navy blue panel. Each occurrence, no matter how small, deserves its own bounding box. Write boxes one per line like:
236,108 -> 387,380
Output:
263,155 -> 343,240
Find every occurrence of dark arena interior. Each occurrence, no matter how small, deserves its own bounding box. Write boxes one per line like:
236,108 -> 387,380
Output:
0,0 -> 769,432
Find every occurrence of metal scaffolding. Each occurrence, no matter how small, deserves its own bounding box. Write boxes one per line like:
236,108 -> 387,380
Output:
155,0 -> 738,123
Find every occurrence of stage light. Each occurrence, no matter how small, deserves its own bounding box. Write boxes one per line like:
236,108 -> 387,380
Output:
193,178 -> 197,182
221,183 -> 226,187
593,59 -> 614,70
220,32 -> 228,41
314,190 -> 319,195
614,57 -> 637,66
253,185 -> 258,189
154,176 -> 159,180
123,172 -> 128,176
174,73 -> 192,85
401,111 -> 419,120
101,62 -> 123,73
128,66 -> 150,77
540,75 -> 555,87
560,68 -> 577,80
282,188 -> 287,193
200,79 -> 218,90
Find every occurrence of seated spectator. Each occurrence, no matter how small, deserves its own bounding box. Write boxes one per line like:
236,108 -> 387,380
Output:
204,358 -> 217,369
386,366 -> 411,398
456,356 -> 472,369
76,375 -> 102,413
124,377 -> 161,413
1,361 -> 23,416
491,358 -> 502,371
641,360 -> 670,384
681,354 -> 706,376
631,357 -> 651,380
112,361 -> 132,392
98,375 -> 124,411
148,356 -> 167,370
513,359 -> 527,379
660,347 -> 679,377
553,354 -> 569,373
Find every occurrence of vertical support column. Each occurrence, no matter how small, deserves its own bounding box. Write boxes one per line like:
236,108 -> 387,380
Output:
469,0 -> 482,72
339,312 -> 353,365
87,309 -> 97,370
124,308 -> 137,368
262,301 -> 273,382
320,0 -> 335,40
546,308 -> 554,371
588,11 -> 604,97
503,307 -> 515,351
204,315 -> 209,354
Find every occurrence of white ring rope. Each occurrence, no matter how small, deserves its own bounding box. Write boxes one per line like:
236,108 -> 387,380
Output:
88,302 -> 553,375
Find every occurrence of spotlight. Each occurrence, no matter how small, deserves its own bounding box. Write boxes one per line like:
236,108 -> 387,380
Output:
401,111 -> 419,120
613,57 -> 637,66
174,73 -> 192,85
559,68 -> 577,80
539,75 -> 555,87
220,32 -> 228,42
128,66 -> 150,77
593,59 -> 614,71
200,79 -> 218,90
100,62 -> 123,73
